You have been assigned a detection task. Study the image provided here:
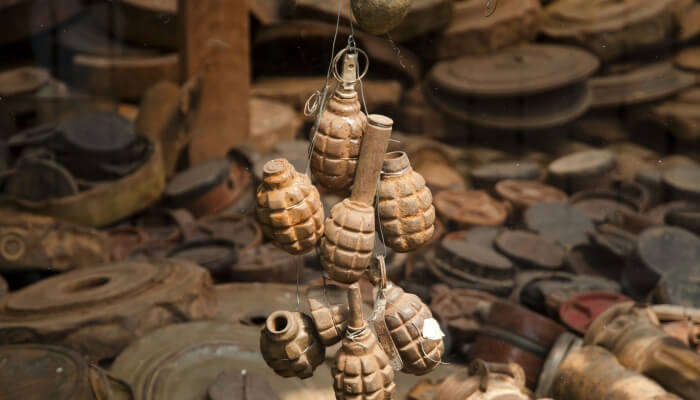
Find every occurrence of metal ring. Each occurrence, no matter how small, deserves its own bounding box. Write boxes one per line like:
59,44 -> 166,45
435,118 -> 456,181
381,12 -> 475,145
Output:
332,47 -> 369,84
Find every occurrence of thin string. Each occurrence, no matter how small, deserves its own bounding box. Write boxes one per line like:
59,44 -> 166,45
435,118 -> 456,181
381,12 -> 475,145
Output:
375,178 -> 389,258
295,254 -> 302,312
322,271 -> 344,339
346,326 -> 369,349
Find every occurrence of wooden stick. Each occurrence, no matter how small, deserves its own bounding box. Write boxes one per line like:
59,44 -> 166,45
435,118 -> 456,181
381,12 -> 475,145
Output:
350,114 -> 393,205
347,283 -> 364,330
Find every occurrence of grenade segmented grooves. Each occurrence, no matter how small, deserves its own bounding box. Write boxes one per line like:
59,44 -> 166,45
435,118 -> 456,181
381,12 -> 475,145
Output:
256,159 -> 324,255
309,296 -> 350,347
321,199 -> 376,284
378,151 -> 436,253
260,311 -> 325,379
311,53 -> 367,192
332,327 -> 397,400
385,284 -> 444,375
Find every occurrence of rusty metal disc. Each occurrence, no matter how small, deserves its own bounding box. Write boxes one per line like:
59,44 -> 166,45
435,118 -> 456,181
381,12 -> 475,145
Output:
430,284 -> 497,348
470,160 -> 543,190
663,165 -> 700,202
559,292 -> 632,334
208,370 -> 279,400
675,46 -> 700,72
437,236 -> 515,281
524,202 -> 595,249
165,159 -> 230,206
548,149 -> 616,191
444,227 -> 503,249
572,197 -> 636,224
486,301 -> 567,349
230,243 -> 299,283
110,321 -> 330,400
0,344 -> 133,400
426,252 -> 514,296
494,180 -> 568,210
5,157 -> 78,202
434,190 -> 509,229
495,230 -> 566,270
466,334 -> 545,390
214,283 -> 301,327
428,44 -> 599,97
665,204 -> 700,235
0,67 -> 50,97
590,62 -> 696,108
0,260 -> 216,360
167,239 -> 238,281
57,111 -> 137,156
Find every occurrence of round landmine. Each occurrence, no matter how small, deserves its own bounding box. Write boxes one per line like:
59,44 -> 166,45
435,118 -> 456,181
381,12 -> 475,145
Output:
444,227 -> 503,249
548,150 -> 616,193
623,226 -> 700,298
250,98 -> 300,154
111,322 -> 329,400
647,201 -> 698,225
495,179 -> 568,211
0,260 -> 216,361
0,344 -> 132,400
570,181 -> 651,223
434,190 -> 509,229
665,204 -> 700,235
0,66 -> 50,97
425,0 -> 541,59
558,292 -> 632,334
663,165 -> 700,202
430,284 -> 497,347
214,283 -> 303,326
229,243 -> 298,284
524,202 -> 595,249
589,62 -> 696,108
535,333 -> 583,398
675,46 -> 700,72
470,160 -> 543,191
167,239 -> 238,281
571,197 -> 636,224
495,230 -> 566,270
5,157 -> 78,202
57,111 -> 137,157
541,0 -> 675,62
567,225 -> 636,280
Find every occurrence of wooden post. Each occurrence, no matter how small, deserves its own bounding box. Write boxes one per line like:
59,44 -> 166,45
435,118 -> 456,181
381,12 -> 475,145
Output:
179,0 -> 250,166
350,114 -> 393,205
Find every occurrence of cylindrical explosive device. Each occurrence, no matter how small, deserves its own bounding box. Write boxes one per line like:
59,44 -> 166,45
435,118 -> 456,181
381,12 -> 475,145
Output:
551,345 -> 682,400
311,51 -> 367,193
332,283 -> 396,400
259,310 -> 326,379
255,158 -> 324,254
585,302 -> 700,400
377,151 -> 436,253
351,0 -> 413,35
322,114 -> 393,284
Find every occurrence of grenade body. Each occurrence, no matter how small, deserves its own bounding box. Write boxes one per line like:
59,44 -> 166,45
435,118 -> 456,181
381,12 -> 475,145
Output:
385,284 -> 445,375
351,0 -> 412,35
332,327 -> 396,400
321,199 -> 376,284
311,56 -> 367,192
260,310 -> 325,379
378,151 -> 436,253
309,296 -> 350,346
256,159 -> 324,255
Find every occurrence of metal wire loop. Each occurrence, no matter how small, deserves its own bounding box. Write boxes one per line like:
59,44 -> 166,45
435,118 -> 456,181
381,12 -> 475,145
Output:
332,47 -> 370,84
304,89 -> 322,117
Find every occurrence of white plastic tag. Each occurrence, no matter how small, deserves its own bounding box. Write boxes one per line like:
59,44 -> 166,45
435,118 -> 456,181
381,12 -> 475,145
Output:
422,318 -> 445,341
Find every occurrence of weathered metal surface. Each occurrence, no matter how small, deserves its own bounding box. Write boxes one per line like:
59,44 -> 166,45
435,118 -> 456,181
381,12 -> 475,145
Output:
429,284 -> 496,348
4,157 -> 78,201
524,202 -> 595,249
377,151 -> 435,253
165,159 -> 234,216
111,321 -> 331,400
535,333 -> 582,398
231,243 -> 299,283
437,360 -> 534,400
548,150 -> 616,193
0,0 -> 84,46
167,238 -> 238,281
663,165 -> 700,202
542,0 -> 675,62
558,292 -> 632,334
90,0 -> 177,50
494,180 -> 568,211
494,230 -> 566,270
260,310 -> 325,379
0,211 -> 109,273
249,98 -> 301,154
585,302 -> 700,399
307,284 -> 349,347
0,344 -> 133,400
0,259 -> 217,361
470,161 -> 543,191
434,190 -> 509,229
0,275 -> 7,300
551,345 -> 683,400
0,67 -> 50,97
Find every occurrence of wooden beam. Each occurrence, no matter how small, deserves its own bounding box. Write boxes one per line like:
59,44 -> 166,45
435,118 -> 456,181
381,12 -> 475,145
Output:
179,0 -> 250,165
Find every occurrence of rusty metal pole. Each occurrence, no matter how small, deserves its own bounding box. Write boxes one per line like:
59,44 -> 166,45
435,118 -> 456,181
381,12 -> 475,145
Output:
179,0 -> 250,166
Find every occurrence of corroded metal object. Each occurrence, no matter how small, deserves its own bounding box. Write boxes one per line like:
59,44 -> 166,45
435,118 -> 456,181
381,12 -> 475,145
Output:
535,333 -> 582,398
332,284 -> 396,400
377,151 -> 435,253
260,310 -> 325,379
256,158 -> 324,255
307,286 -> 350,347
551,345 -> 682,400
384,283 -> 444,376
0,211 -> 109,273
0,259 -> 216,361
351,0 -> 412,35
322,115 -> 393,284
437,360 -> 533,400
585,302 -> 700,400
311,52 -> 367,192
429,284 -> 496,348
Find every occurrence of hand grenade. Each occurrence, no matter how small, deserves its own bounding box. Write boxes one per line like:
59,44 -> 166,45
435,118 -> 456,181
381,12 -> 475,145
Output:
351,0 -> 412,35
260,310 -> 325,379
255,158 -> 324,255
377,151 -> 436,253
311,52 -> 367,192
384,283 -> 445,375
308,295 -> 350,347
332,284 -> 396,400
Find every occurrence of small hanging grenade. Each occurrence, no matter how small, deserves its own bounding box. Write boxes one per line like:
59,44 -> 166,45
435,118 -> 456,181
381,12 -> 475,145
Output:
255,158 -> 324,255
322,115 -> 393,284
308,295 -> 350,347
311,51 -> 367,193
333,284 -> 396,400
351,0 -> 413,35
260,310 -> 325,379
384,283 -> 445,376
378,151 -> 436,253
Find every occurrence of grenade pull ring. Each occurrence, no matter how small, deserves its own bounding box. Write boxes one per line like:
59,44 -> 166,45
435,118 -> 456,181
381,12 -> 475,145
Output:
332,46 -> 370,86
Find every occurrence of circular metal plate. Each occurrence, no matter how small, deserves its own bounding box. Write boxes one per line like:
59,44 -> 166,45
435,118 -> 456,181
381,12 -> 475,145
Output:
524,202 -> 595,249
495,230 -> 566,270
495,180 -> 568,210
57,111 -> 137,155
0,67 -> 50,97
559,291 -> 632,334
